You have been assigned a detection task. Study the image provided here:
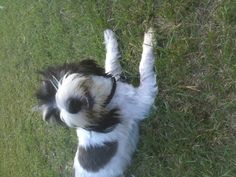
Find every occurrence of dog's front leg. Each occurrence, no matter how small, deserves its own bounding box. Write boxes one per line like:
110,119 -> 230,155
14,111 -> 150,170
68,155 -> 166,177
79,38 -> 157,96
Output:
138,28 -> 158,107
104,29 -> 122,78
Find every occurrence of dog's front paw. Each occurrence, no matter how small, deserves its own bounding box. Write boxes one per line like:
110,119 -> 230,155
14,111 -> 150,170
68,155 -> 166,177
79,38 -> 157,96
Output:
104,29 -> 118,48
143,28 -> 155,47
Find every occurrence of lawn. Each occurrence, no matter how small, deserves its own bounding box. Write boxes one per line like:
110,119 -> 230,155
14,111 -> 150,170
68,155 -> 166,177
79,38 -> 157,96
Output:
0,0 -> 236,177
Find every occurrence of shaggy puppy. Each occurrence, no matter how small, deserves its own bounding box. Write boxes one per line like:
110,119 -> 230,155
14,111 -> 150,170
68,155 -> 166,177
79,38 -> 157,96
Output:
36,29 -> 157,177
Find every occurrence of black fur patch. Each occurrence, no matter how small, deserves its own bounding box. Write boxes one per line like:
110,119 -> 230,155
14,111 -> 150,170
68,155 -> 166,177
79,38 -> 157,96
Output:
86,108 -> 121,133
78,141 -> 118,172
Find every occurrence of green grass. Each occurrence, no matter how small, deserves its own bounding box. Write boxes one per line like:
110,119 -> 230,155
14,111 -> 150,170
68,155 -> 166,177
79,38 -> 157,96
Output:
1,0 -> 236,176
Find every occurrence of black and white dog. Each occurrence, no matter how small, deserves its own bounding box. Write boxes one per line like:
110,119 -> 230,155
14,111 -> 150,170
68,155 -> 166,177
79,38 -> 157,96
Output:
36,29 -> 157,177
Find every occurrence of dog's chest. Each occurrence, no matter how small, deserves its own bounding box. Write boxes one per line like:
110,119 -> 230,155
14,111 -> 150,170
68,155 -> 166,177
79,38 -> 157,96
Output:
78,141 -> 118,172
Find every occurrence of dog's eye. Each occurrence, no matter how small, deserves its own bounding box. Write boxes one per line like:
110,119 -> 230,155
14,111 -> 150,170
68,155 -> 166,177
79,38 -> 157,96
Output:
67,98 -> 82,114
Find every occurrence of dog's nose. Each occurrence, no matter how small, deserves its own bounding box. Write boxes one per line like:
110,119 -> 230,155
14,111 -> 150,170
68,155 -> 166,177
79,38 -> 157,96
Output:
67,98 -> 82,114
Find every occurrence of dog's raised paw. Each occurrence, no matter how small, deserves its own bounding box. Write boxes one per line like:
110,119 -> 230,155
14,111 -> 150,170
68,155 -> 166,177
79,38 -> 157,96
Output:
144,27 -> 155,47
104,29 -> 117,44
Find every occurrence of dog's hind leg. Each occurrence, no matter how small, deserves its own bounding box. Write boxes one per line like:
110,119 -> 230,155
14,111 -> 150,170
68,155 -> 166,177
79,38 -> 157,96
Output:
104,29 -> 122,79
137,28 -> 158,113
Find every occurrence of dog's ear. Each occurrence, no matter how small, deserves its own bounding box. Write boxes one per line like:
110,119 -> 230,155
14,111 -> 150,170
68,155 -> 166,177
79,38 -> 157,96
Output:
39,59 -> 105,80
76,59 -> 105,76
36,80 -> 56,105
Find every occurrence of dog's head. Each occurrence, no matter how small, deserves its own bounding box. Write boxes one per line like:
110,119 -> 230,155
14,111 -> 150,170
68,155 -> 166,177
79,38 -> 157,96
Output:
36,59 -> 120,132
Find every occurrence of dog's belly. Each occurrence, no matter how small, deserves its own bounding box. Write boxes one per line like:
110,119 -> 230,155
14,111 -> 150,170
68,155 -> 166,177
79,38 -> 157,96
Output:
74,122 -> 139,177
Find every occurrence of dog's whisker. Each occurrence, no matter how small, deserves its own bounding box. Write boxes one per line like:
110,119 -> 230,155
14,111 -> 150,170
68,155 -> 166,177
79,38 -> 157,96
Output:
50,75 -> 63,90
49,79 -> 58,90
52,75 -> 60,85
